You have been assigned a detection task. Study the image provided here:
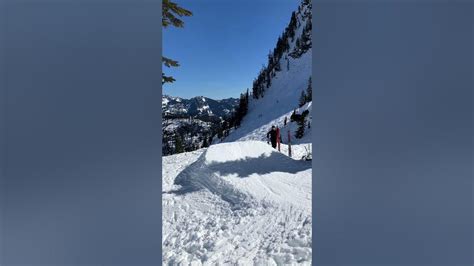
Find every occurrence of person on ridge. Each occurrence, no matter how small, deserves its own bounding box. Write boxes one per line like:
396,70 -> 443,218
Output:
266,125 -> 278,149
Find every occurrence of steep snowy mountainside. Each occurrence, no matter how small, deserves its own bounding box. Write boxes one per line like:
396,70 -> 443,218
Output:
224,1 -> 312,143
224,50 -> 311,143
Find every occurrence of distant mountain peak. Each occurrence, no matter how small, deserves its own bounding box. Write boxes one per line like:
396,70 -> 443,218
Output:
163,95 -> 238,118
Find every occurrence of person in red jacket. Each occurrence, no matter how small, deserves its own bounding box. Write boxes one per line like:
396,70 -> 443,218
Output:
267,125 -> 282,149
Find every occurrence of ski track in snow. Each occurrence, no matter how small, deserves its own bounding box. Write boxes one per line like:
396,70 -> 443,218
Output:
163,142 -> 312,265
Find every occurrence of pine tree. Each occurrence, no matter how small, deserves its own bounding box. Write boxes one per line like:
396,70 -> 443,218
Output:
202,134 -> 209,148
266,69 -> 271,88
284,36 -> 290,52
217,126 -> 223,139
268,50 -> 274,69
174,134 -> 184,153
289,12 -> 297,41
299,90 -> 307,107
290,109 -> 297,121
306,77 -> 312,102
295,110 -> 309,139
162,0 -> 192,84
233,92 -> 249,128
162,57 -> 180,84
295,116 -> 306,139
245,88 -> 250,107
275,60 -> 281,72
300,18 -> 312,52
163,0 -> 192,28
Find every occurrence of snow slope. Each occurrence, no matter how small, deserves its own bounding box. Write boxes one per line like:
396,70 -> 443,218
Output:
221,1 -> 312,145
224,51 -> 312,144
163,141 -> 312,265
228,101 -> 312,146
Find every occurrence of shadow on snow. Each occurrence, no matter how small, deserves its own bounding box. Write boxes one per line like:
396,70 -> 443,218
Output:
165,150 -> 311,200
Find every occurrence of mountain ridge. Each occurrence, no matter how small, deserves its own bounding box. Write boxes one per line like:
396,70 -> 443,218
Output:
163,94 -> 238,118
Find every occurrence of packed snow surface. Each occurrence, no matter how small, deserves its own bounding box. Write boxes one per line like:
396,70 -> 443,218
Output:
163,141 -> 312,265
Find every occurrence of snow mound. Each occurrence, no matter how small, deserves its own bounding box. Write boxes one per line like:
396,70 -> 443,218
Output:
175,141 -> 311,210
204,140 -> 275,163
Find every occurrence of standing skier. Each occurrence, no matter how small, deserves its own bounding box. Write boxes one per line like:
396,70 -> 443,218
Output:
266,125 -> 278,149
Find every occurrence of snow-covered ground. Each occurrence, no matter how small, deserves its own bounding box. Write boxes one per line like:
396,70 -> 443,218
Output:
163,141 -> 312,265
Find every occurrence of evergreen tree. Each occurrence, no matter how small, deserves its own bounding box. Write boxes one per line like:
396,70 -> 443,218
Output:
267,50 -> 274,69
245,88 -> 250,106
202,134 -> 209,148
275,60 -> 281,72
252,79 -> 259,99
288,12 -> 297,41
290,109 -> 297,121
306,77 -> 312,102
162,0 -> 192,84
217,126 -> 223,139
295,110 -> 309,139
295,116 -> 306,139
174,133 -> 184,153
163,0 -> 192,28
300,18 -> 312,52
266,69 -> 271,88
233,92 -> 249,128
299,90 -> 307,107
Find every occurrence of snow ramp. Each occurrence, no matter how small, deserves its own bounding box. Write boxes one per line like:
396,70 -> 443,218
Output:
174,141 -> 312,211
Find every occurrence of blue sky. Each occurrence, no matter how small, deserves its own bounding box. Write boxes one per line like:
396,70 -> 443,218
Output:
163,0 -> 300,99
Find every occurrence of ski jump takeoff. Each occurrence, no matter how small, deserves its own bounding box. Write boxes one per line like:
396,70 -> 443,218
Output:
267,125 -> 282,150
